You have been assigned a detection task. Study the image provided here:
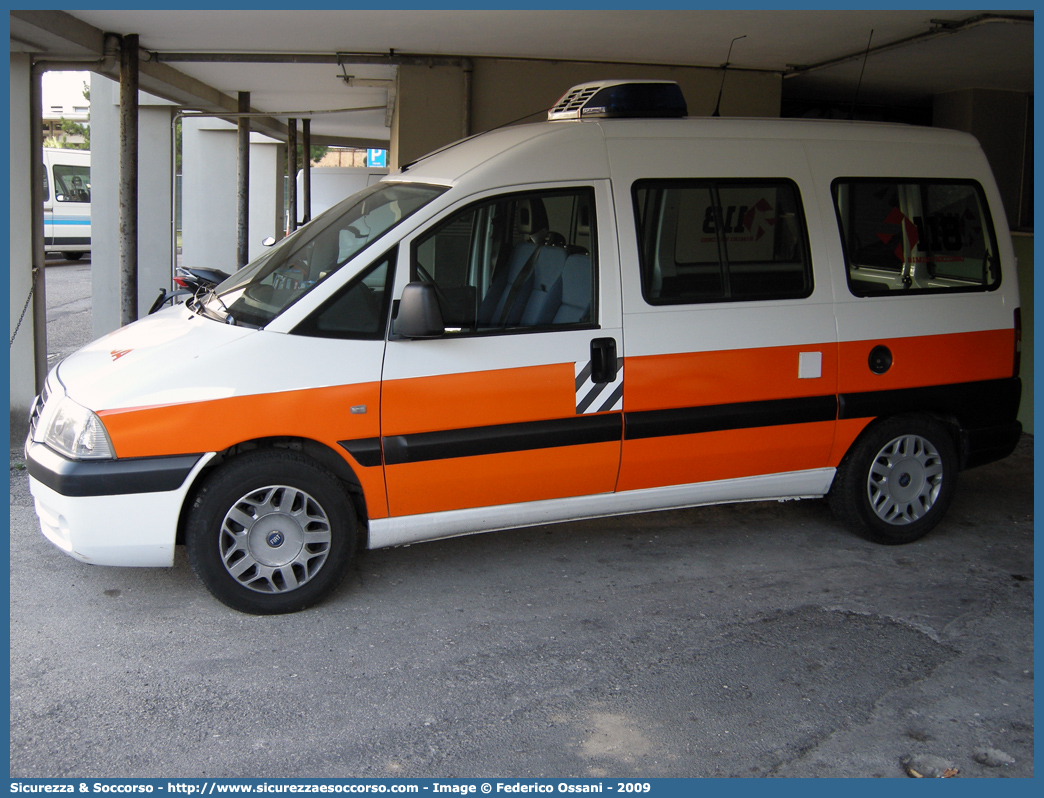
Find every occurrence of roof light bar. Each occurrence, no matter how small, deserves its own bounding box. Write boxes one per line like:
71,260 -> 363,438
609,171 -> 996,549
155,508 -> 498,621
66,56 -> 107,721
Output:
548,80 -> 688,121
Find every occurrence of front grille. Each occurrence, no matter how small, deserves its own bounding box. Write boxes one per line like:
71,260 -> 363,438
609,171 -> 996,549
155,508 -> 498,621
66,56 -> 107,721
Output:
27,382 -> 50,443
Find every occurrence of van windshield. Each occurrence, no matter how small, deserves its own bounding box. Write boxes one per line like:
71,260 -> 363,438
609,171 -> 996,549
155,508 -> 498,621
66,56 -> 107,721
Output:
202,182 -> 445,328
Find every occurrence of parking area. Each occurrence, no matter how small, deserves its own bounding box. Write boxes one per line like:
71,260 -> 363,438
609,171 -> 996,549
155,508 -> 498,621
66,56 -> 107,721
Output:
9,261 -> 1034,778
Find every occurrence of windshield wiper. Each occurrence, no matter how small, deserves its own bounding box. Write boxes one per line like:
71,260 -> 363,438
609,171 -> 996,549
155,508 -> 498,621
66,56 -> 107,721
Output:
206,287 -> 236,324
187,288 -> 236,324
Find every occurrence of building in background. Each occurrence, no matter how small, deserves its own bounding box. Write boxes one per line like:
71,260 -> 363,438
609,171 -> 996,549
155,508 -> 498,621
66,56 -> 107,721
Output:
41,69 -> 90,146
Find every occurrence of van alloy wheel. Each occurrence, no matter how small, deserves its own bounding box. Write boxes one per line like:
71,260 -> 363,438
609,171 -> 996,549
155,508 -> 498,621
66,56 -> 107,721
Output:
866,433 -> 943,525
187,450 -> 356,614
218,484 -> 332,594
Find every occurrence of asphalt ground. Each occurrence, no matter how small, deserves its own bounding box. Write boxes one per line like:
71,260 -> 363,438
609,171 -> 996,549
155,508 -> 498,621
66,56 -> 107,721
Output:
8,258 -> 1035,779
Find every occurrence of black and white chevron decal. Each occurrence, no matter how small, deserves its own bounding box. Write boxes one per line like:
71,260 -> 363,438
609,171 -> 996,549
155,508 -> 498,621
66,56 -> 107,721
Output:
575,358 -> 624,414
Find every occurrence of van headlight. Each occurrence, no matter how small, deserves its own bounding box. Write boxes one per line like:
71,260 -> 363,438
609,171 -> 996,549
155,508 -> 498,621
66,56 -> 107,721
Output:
43,397 -> 115,460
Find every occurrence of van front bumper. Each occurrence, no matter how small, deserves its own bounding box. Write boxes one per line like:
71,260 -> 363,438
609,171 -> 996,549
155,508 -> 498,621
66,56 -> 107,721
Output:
25,443 -> 213,567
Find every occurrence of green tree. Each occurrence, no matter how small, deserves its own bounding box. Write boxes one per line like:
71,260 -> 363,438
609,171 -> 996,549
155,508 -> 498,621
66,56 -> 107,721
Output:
296,143 -> 329,166
46,81 -> 91,149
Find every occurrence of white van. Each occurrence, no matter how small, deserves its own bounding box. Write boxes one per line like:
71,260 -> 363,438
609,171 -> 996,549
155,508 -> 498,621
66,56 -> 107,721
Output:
26,81 -> 1022,614
42,147 -> 91,260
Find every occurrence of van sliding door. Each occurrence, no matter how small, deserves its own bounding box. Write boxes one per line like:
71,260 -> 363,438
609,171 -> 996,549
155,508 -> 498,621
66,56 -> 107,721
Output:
615,162 -> 838,496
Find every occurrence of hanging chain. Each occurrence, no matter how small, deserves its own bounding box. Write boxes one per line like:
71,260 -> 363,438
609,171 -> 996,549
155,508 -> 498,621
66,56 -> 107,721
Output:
10,271 -> 36,349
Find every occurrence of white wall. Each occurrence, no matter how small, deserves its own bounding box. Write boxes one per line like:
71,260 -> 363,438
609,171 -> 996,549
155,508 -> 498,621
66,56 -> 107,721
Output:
10,54 -> 36,432
90,74 -> 175,336
181,118 -> 282,277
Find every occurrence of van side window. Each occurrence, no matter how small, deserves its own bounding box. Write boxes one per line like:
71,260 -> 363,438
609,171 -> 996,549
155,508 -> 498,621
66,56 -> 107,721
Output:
832,179 -> 1000,295
291,248 -> 395,340
52,164 -> 90,203
411,187 -> 597,334
633,179 -> 812,305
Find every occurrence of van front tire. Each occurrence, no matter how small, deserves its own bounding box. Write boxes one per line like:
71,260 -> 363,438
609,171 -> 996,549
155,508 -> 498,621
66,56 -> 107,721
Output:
186,450 -> 356,614
829,416 -> 958,545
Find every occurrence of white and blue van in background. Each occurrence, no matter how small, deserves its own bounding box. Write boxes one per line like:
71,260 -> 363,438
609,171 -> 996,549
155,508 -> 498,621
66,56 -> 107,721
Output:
42,147 -> 91,260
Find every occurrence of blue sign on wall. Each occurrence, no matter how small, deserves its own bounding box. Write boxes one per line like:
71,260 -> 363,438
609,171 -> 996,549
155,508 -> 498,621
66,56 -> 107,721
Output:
367,149 -> 387,168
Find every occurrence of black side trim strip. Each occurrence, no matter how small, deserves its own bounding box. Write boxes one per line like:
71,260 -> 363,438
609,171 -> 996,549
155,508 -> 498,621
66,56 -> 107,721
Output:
839,378 -> 1021,428
27,443 -> 201,497
338,438 -> 383,468
383,413 -> 622,466
46,237 -> 91,246
337,379 -> 1021,470
624,395 -> 838,441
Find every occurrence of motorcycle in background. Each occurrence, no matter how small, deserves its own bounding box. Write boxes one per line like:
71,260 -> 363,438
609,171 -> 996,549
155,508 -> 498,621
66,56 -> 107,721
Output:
148,266 -> 230,314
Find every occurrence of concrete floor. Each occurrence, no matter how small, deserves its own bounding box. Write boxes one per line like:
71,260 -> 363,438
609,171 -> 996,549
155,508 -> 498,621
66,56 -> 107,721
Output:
8,259 -> 1034,778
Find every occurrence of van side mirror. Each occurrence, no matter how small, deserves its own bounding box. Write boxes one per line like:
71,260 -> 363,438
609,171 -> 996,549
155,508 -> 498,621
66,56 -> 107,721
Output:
393,282 -> 444,339
261,236 -> 276,247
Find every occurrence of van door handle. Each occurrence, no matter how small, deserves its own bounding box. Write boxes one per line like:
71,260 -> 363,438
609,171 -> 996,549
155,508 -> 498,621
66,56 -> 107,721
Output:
591,337 -> 618,383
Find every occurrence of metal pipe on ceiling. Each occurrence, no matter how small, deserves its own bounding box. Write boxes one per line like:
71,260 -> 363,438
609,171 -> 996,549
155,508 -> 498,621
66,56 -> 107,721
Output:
154,50 -> 475,142
178,106 -> 386,118
784,12 -> 1033,78
153,51 -> 471,68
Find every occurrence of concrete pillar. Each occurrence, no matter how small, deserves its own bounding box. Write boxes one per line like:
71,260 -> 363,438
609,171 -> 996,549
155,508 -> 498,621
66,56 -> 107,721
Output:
934,88 -> 1034,434
248,140 -> 280,259
91,74 -> 175,337
9,53 -> 36,434
181,117 -> 282,277
393,65 -> 465,168
933,89 -> 1030,229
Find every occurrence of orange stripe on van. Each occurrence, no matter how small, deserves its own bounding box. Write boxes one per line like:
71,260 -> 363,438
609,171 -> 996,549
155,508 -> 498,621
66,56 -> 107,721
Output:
838,329 -> 1014,394
381,362 -> 621,516
385,442 -> 620,517
828,418 -> 874,468
382,363 -> 577,436
97,383 -> 389,518
617,421 -> 836,492
624,344 -> 839,412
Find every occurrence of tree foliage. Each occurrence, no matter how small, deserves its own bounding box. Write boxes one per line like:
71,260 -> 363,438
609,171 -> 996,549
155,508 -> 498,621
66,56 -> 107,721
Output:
46,81 -> 91,149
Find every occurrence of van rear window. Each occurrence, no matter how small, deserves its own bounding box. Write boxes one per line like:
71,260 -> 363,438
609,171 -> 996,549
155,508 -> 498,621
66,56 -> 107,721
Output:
633,179 -> 812,305
832,179 -> 1000,296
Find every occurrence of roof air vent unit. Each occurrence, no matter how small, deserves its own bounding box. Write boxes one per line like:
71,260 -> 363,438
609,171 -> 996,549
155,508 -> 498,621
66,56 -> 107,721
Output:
548,80 -> 688,121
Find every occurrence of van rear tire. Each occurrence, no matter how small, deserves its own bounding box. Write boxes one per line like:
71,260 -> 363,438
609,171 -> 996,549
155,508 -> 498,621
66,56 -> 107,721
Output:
828,416 -> 958,545
186,450 -> 356,614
